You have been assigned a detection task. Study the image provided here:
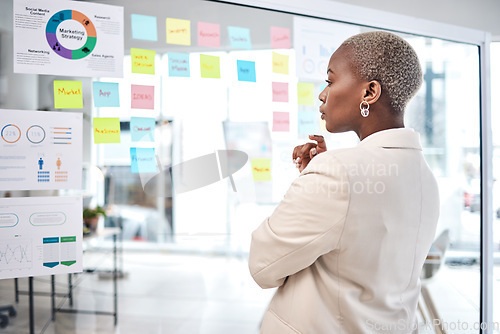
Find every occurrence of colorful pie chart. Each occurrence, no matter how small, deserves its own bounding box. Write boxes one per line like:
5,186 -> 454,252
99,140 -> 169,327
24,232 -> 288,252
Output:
46,10 -> 97,60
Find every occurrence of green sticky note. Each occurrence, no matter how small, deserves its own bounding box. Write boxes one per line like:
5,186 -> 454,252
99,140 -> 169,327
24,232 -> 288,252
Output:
131,48 -> 156,75
297,83 -> 315,105
200,54 -> 220,79
251,158 -> 271,182
54,81 -> 83,109
93,118 -> 120,144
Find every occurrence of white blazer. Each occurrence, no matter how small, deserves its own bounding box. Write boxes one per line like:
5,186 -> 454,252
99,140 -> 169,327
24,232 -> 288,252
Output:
249,128 -> 440,334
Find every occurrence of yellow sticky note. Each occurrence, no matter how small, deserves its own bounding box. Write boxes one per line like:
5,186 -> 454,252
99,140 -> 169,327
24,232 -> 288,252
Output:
131,48 -> 156,75
93,118 -> 121,144
54,81 -> 83,109
297,83 -> 315,105
272,52 -> 289,75
251,158 -> 271,182
200,54 -> 220,79
166,18 -> 191,46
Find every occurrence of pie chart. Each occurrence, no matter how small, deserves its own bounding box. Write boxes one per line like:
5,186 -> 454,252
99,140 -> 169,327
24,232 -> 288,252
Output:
45,9 -> 96,60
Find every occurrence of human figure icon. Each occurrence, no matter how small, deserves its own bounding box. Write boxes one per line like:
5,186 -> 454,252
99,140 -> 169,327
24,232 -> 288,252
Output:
38,158 -> 44,170
56,157 -> 62,170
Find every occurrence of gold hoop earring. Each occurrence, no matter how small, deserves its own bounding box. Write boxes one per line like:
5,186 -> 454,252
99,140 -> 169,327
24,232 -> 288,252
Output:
360,101 -> 369,117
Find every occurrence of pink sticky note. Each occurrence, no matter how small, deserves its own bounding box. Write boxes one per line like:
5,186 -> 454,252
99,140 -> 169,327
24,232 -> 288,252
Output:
198,22 -> 220,48
272,82 -> 288,102
272,112 -> 289,132
131,85 -> 154,109
271,26 -> 291,49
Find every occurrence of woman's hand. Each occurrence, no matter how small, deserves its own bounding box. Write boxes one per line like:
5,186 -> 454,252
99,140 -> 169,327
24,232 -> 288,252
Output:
292,135 -> 327,172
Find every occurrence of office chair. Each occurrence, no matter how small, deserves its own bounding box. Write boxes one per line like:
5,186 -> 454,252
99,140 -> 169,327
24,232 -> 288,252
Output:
0,305 -> 16,328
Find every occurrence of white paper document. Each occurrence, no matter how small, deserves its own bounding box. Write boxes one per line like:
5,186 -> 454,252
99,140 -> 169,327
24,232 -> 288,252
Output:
0,196 -> 82,279
14,0 -> 124,77
0,109 -> 82,191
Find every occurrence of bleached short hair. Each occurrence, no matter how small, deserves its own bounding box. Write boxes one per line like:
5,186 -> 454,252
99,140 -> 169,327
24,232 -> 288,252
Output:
340,31 -> 423,114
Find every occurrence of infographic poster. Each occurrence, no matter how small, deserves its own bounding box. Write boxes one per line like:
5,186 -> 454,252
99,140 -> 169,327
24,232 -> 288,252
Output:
0,196 -> 82,280
0,109 -> 82,190
14,0 -> 124,77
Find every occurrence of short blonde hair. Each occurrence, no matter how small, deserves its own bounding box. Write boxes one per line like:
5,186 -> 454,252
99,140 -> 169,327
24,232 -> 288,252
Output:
341,31 -> 422,114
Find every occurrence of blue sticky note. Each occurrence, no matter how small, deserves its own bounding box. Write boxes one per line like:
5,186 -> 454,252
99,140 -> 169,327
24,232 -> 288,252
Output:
237,60 -> 256,82
298,111 -> 319,135
131,14 -> 158,41
130,147 -> 157,174
168,53 -> 190,77
130,117 -> 155,142
227,26 -> 252,50
92,82 -> 120,107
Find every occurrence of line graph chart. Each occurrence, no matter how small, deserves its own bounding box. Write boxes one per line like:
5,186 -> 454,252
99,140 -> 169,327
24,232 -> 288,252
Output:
0,239 -> 32,271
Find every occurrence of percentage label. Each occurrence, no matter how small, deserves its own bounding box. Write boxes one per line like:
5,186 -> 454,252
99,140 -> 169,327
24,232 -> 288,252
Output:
27,125 -> 46,144
1,124 -> 21,143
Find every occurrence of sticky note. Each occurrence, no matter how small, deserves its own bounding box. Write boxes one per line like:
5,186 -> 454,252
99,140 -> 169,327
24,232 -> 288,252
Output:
272,112 -> 289,132
200,54 -> 220,79
168,53 -> 190,77
131,85 -> 154,109
297,83 -> 315,105
54,81 -> 83,109
270,26 -> 291,49
272,52 -> 289,75
298,111 -> 318,135
227,26 -> 251,50
166,18 -> 191,46
272,82 -> 288,102
251,158 -> 271,182
93,118 -> 120,144
131,117 -> 155,142
92,82 -> 120,107
130,147 -> 157,174
131,48 -> 156,75
237,60 -> 256,82
198,22 -> 220,48
131,14 -> 158,41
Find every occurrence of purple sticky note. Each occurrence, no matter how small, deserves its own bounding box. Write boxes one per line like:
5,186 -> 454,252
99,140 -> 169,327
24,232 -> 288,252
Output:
272,112 -> 289,132
272,82 -> 288,102
131,85 -> 154,110
198,22 -> 220,48
270,26 -> 291,49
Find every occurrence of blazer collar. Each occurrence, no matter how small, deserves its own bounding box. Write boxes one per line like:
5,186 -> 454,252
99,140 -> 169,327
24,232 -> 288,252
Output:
357,128 -> 422,150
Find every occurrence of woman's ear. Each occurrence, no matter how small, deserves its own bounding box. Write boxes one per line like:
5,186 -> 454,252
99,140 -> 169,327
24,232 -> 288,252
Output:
362,80 -> 382,104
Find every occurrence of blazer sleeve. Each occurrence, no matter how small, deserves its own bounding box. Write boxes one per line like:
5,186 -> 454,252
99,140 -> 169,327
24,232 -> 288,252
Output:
248,153 -> 350,289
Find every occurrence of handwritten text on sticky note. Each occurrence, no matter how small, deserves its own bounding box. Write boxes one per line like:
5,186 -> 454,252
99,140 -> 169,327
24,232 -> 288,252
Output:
93,82 -> 120,107
237,60 -> 256,82
198,22 -> 220,48
272,82 -> 288,102
130,147 -> 157,174
272,52 -> 289,75
200,54 -> 220,79
168,53 -> 190,77
227,26 -> 252,50
251,158 -> 271,182
131,85 -> 155,110
131,48 -> 155,75
272,112 -> 290,132
54,81 -> 83,109
166,18 -> 191,46
270,26 -> 291,49
93,118 -> 120,144
131,117 -> 155,142
298,111 -> 318,135
297,83 -> 315,105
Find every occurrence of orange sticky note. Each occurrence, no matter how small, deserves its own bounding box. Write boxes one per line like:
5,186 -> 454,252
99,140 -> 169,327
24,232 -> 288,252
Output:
166,18 -> 191,46
251,158 -> 271,182
131,48 -> 156,75
297,83 -> 315,105
272,52 -> 289,75
93,118 -> 120,144
54,81 -> 83,109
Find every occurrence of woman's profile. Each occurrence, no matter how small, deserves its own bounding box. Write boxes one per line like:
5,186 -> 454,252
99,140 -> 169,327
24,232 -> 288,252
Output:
249,31 -> 440,333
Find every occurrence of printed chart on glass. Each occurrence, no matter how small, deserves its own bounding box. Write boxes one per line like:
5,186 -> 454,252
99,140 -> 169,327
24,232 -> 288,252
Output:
13,0 -> 124,77
0,109 -> 82,190
0,196 -> 82,280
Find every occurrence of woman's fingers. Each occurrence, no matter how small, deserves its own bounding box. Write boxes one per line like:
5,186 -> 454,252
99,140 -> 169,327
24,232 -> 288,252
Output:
308,134 -> 327,152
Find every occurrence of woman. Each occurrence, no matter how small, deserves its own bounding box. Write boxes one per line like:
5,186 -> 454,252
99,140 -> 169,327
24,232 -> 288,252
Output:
249,31 -> 440,333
